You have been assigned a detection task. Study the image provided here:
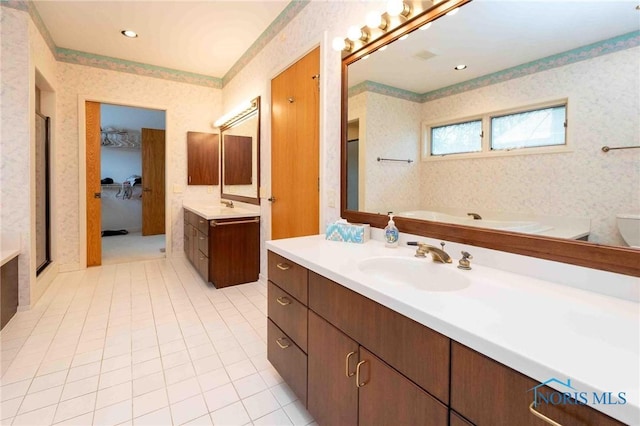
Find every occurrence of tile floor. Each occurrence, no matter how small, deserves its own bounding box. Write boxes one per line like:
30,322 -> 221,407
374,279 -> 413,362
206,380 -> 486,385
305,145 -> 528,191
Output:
101,233 -> 166,265
0,258 -> 316,426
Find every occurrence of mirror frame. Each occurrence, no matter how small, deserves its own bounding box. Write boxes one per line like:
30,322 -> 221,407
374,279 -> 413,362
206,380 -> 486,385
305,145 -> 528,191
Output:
220,96 -> 261,205
340,0 -> 640,277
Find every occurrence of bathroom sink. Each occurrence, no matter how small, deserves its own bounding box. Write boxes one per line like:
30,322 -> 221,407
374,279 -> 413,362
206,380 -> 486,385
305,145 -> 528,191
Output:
357,256 -> 470,292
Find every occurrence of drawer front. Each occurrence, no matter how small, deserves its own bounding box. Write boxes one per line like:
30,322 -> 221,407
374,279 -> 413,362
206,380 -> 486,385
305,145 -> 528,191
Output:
268,251 -> 308,305
197,251 -> 209,283
268,282 -> 308,353
267,319 -> 307,405
197,216 -> 209,236
308,271 -> 450,404
197,231 -> 208,257
451,342 -> 625,426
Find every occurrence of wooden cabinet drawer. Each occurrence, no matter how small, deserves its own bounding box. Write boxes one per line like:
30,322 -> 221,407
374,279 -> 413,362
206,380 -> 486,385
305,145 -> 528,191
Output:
197,216 -> 209,236
308,271 -> 450,404
268,282 -> 308,353
451,342 -> 625,426
268,251 -> 308,305
197,251 -> 208,283
267,319 -> 307,405
197,231 -> 208,257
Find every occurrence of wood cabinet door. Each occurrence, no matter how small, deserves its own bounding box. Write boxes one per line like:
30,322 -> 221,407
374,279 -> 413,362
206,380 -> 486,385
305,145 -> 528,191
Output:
451,342 -> 625,426
141,128 -> 166,236
307,311 -> 358,426
209,218 -> 260,288
187,132 -> 219,185
358,347 -> 448,426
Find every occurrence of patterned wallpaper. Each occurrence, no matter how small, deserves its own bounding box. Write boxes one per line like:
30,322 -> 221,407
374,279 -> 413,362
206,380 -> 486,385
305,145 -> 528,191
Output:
56,63 -> 222,269
419,48 -> 640,246
1,7 -> 32,306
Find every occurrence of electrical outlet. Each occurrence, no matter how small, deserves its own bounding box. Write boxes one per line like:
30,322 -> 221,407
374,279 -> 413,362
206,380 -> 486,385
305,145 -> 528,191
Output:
259,186 -> 267,198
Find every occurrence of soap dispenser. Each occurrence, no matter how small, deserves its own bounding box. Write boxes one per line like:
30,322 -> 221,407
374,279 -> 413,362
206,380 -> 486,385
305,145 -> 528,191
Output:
384,214 -> 399,248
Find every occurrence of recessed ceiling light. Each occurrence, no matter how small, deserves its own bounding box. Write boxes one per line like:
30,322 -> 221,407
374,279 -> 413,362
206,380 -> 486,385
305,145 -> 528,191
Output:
399,34 -> 409,41
379,46 -> 387,52
420,22 -> 432,31
454,64 -> 467,70
121,30 -> 138,38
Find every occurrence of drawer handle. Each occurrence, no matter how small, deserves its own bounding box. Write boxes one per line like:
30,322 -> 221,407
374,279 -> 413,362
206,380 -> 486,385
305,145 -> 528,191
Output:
529,402 -> 563,426
345,351 -> 356,378
199,236 -> 206,240
355,360 -> 367,388
276,337 -> 290,349
276,263 -> 291,271
276,296 -> 291,306
199,220 -> 205,224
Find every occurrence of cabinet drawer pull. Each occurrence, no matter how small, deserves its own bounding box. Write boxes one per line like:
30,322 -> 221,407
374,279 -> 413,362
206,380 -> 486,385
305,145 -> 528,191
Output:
355,360 -> 367,388
529,402 -> 563,426
276,263 -> 291,271
345,351 -> 356,378
276,296 -> 291,306
275,337 -> 290,349
211,218 -> 259,227
199,219 -> 205,224
199,236 -> 205,240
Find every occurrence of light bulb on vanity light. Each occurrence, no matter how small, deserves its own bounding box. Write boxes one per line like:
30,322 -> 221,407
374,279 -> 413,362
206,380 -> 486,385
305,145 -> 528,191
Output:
387,0 -> 411,17
366,11 -> 387,30
347,26 -> 368,42
332,36 -> 351,52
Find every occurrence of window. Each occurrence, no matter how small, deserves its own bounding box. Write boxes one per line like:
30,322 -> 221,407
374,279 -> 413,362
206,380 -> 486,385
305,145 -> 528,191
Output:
423,100 -> 568,160
431,119 -> 482,155
491,105 -> 566,151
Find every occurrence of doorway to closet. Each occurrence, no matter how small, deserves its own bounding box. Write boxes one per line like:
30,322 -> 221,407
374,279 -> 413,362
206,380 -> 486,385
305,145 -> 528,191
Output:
86,102 -> 166,266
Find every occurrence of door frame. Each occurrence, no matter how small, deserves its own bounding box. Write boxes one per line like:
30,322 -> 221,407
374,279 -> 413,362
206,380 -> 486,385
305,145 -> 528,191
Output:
267,41 -> 327,240
78,95 -> 170,268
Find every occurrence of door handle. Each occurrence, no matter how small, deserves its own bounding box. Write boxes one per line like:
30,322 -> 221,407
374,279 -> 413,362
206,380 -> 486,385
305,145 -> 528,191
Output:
355,360 -> 367,388
345,351 -> 356,378
276,296 -> 291,306
268,196 -> 276,202
94,192 -> 101,199
275,337 -> 290,349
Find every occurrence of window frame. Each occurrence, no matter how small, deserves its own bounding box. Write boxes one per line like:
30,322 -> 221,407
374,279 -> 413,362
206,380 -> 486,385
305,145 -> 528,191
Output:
422,99 -> 571,162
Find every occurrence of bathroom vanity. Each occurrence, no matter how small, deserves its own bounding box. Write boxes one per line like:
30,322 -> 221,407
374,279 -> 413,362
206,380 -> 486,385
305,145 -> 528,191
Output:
266,236 -> 637,426
183,203 -> 259,288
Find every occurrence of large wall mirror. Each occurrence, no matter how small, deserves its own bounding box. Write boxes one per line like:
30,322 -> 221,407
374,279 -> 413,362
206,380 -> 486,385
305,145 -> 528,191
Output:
220,96 -> 261,205
341,0 -> 640,276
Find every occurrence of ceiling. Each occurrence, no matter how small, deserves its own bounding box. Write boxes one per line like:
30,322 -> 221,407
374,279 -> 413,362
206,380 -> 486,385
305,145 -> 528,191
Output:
349,0 -> 640,94
32,0 -> 291,78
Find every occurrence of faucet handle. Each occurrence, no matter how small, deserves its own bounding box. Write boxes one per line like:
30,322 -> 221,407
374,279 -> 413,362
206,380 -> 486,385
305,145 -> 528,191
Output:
457,251 -> 473,270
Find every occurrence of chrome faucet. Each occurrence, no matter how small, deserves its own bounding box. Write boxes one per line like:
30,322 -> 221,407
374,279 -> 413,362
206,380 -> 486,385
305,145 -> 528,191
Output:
467,212 -> 482,220
221,200 -> 234,208
413,242 -> 452,264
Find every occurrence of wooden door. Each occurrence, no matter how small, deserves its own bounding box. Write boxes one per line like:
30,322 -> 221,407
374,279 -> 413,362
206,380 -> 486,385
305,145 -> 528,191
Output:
271,47 -> 320,240
307,310 -> 358,426
86,101 -> 102,266
142,128 -> 166,236
358,347 -> 448,426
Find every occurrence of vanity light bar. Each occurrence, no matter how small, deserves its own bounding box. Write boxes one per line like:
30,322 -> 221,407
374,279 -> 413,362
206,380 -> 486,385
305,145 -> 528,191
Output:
332,0 -> 464,54
214,99 -> 258,129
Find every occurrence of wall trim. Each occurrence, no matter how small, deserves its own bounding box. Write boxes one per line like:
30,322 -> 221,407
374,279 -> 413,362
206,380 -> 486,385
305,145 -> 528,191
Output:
7,0 -> 310,89
348,31 -> 640,103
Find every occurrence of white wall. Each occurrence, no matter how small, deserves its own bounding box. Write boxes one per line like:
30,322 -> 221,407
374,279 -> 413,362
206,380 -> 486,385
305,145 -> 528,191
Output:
56,63 -> 221,271
419,48 -> 640,246
221,0 -> 387,276
1,6 -> 58,307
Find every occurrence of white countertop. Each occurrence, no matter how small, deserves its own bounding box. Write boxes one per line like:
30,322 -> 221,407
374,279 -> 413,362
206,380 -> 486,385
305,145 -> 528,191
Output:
1,248 -> 20,267
183,200 -> 261,220
266,235 -> 640,424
